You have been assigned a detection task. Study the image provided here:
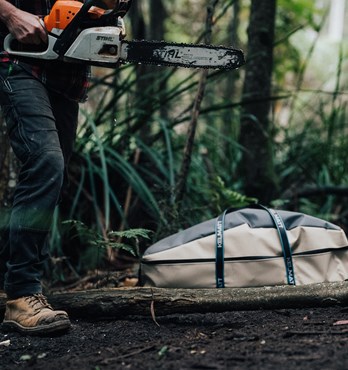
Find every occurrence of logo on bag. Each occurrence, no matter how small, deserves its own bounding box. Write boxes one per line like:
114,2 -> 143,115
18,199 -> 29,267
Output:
216,220 -> 223,249
286,257 -> 295,284
217,278 -> 224,288
273,212 -> 284,229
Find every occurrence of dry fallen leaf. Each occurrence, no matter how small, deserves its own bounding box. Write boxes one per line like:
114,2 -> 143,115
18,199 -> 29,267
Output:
333,320 -> 348,326
123,278 -> 138,287
20,354 -> 32,361
150,300 -> 160,326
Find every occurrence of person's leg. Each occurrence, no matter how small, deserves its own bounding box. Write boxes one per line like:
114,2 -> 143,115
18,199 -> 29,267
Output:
49,90 -> 79,167
0,62 -> 75,333
0,74 -> 79,295
0,211 -> 10,291
0,63 -> 65,298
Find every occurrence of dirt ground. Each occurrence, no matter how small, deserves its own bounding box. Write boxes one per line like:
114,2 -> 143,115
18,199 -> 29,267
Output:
1,305 -> 348,369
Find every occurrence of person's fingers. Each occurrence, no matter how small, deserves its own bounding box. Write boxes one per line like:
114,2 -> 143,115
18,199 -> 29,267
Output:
38,18 -> 48,43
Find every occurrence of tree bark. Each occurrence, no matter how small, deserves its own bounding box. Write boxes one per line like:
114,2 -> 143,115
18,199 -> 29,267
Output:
149,0 -> 166,41
128,0 -> 168,133
222,0 -> 242,160
238,0 -> 278,203
1,282 -> 347,319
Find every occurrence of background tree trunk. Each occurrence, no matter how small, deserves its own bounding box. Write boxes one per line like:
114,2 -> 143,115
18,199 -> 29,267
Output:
238,0 -> 278,204
149,0 -> 168,120
129,0 -> 168,131
222,0 -> 242,158
149,0 -> 166,41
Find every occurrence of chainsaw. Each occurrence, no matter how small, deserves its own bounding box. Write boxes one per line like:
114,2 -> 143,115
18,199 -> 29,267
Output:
4,0 -> 245,70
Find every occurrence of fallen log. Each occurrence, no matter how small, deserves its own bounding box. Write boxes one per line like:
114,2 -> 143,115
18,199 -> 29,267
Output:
1,282 -> 348,319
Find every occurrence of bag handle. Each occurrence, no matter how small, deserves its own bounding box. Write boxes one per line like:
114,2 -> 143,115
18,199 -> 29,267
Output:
258,205 -> 296,285
215,208 -> 229,288
214,204 -> 296,288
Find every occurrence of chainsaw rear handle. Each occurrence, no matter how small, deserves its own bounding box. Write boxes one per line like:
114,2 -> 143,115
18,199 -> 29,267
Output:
4,34 -> 58,59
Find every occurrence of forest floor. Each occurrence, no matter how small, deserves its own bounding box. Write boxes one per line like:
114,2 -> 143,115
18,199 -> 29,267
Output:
2,303 -> 348,369
1,270 -> 348,369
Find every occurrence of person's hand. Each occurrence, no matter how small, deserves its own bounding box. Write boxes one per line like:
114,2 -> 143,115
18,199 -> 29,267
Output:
6,8 -> 47,45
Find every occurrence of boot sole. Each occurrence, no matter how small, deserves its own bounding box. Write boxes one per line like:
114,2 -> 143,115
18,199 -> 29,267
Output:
2,318 -> 71,335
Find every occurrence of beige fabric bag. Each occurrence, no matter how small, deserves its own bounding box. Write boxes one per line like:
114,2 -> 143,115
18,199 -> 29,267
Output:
140,206 -> 348,288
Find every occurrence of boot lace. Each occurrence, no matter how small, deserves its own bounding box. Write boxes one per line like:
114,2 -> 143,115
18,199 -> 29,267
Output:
24,294 -> 53,312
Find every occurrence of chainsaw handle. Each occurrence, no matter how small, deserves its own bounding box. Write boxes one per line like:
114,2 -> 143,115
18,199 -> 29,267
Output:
4,34 -> 59,60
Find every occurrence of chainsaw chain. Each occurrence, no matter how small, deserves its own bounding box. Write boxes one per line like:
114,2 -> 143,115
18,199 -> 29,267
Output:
121,40 -> 245,70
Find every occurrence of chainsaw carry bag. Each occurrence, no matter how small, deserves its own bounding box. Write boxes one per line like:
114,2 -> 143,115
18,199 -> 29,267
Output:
140,206 -> 348,288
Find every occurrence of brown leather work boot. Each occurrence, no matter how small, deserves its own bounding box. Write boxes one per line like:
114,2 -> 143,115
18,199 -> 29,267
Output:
2,294 -> 71,335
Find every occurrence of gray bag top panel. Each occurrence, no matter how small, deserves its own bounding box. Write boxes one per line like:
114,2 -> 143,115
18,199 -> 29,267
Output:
144,208 -> 341,256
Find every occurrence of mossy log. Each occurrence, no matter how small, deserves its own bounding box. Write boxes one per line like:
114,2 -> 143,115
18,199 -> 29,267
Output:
1,282 -> 348,319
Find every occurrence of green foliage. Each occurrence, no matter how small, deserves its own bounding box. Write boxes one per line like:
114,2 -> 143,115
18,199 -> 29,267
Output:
277,0 -> 319,27
274,0 -> 324,86
62,220 -> 152,258
211,176 -> 258,212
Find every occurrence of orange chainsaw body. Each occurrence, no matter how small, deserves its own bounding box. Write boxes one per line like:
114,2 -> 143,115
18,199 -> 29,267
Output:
44,0 -> 106,32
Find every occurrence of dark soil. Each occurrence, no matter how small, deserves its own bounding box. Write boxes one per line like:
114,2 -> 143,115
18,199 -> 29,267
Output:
1,305 -> 348,369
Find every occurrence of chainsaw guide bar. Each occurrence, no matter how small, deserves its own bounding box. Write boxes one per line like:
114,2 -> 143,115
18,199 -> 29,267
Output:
121,40 -> 245,70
